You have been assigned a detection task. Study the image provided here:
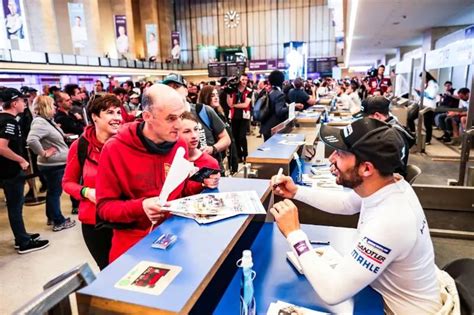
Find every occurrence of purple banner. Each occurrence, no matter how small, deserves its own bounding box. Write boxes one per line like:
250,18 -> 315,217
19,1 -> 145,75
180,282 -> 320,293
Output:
171,31 -> 180,60
277,58 -> 286,69
267,59 -> 277,70
114,15 -> 128,54
249,59 -> 268,71
3,0 -> 24,39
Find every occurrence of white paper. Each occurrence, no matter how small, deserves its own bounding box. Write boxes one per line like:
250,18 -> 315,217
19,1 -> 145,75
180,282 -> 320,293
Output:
289,102 -> 296,120
159,146 -> 194,204
163,191 -> 266,216
173,212 -> 238,224
279,140 -> 306,145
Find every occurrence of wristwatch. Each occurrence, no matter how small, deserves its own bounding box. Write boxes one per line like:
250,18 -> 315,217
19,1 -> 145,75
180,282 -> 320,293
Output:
212,145 -> 217,155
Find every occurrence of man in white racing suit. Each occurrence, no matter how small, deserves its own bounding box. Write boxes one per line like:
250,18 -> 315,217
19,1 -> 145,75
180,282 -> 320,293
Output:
270,117 -> 442,314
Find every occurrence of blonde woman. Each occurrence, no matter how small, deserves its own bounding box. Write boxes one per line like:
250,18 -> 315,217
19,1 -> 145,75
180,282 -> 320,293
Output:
27,96 -> 76,232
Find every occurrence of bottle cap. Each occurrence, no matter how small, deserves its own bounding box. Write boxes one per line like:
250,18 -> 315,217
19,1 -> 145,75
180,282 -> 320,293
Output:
241,250 -> 253,268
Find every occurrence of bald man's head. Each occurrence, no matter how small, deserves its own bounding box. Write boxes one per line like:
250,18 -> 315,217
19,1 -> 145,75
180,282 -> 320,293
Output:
142,84 -> 184,112
141,84 -> 186,143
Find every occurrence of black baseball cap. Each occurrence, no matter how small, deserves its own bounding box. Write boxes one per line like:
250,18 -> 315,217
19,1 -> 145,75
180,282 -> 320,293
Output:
161,73 -> 187,87
0,88 -> 23,103
20,86 -> 38,96
354,96 -> 390,118
320,117 -> 404,173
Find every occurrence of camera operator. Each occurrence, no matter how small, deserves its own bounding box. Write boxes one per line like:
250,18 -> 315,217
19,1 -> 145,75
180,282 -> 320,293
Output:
368,65 -> 392,96
226,74 -> 253,163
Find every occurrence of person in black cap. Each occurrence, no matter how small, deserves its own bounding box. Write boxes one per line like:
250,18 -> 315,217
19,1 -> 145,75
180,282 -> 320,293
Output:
268,117 -> 442,314
0,88 -> 49,254
356,96 -> 415,177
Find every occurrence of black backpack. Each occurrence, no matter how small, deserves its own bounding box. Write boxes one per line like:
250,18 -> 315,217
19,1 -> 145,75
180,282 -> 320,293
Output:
253,91 -> 272,122
76,136 -> 132,230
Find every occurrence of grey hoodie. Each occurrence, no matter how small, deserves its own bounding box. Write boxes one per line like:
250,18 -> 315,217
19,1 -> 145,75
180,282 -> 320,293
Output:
26,116 -> 69,166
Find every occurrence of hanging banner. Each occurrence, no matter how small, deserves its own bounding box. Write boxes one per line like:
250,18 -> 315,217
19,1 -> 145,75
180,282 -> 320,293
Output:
145,24 -> 158,59
68,2 -> 88,49
171,31 -> 180,60
1,0 -> 30,50
114,15 -> 129,55
3,0 -> 24,39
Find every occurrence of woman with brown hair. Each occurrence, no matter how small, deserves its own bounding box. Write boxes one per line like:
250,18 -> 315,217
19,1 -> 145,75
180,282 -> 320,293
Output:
198,85 -> 239,174
62,94 -> 122,270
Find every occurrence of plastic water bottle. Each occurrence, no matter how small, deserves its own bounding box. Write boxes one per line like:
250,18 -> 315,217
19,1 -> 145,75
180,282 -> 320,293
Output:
239,250 -> 256,315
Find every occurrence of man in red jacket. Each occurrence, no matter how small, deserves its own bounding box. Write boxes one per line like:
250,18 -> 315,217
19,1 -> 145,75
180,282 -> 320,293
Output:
96,84 -> 202,262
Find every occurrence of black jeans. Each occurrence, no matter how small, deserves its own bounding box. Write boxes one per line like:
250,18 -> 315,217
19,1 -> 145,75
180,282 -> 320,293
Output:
1,172 -> 30,246
81,223 -> 113,270
424,111 -> 435,143
231,118 -> 249,159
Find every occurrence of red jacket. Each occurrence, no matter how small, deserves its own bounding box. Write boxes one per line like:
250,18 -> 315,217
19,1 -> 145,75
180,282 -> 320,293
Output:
187,152 -> 220,193
62,125 -> 102,225
96,122 -> 201,262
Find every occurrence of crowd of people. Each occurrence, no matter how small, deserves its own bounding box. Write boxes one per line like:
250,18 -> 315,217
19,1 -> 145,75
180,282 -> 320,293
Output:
0,65 -> 470,313
0,66 -> 470,259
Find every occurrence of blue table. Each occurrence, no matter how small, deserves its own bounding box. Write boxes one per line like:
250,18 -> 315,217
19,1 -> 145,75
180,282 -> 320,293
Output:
214,223 -> 384,314
247,133 -> 306,179
76,177 -> 271,314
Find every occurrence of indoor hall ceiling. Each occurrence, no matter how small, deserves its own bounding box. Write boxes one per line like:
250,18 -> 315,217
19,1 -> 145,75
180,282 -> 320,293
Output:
349,0 -> 474,66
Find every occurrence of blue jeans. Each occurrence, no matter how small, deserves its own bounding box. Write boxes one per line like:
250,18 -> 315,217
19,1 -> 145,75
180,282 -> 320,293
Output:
39,165 -> 66,225
1,172 -> 30,246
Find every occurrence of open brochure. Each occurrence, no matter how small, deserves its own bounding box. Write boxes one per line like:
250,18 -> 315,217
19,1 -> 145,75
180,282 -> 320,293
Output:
164,191 -> 266,223
267,300 -> 329,315
173,212 -> 239,224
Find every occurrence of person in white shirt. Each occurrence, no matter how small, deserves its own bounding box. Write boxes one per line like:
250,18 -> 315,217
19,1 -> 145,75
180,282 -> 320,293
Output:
171,38 -> 181,60
346,81 -> 361,114
5,0 -> 24,39
116,26 -> 129,55
71,16 -> 88,48
270,117 -> 442,314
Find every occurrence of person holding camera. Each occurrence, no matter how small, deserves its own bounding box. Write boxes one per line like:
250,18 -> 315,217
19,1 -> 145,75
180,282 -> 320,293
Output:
227,74 -> 253,163
27,96 -> 76,232
368,65 -> 392,96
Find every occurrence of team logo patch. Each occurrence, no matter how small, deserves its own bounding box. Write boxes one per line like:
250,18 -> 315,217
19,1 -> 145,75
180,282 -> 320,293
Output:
293,240 -> 310,257
343,125 -> 353,138
351,237 -> 391,274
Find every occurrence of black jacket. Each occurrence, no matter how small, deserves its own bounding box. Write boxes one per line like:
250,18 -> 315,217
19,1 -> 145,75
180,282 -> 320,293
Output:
260,87 -> 288,140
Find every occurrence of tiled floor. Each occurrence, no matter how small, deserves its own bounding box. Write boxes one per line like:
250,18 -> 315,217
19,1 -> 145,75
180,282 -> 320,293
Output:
0,132 -> 473,314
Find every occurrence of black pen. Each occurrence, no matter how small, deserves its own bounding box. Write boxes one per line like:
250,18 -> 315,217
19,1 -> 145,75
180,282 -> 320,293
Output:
310,241 -> 330,245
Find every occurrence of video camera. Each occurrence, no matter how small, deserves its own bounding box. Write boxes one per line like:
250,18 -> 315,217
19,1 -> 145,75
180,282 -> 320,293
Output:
367,67 -> 377,78
224,76 -> 239,94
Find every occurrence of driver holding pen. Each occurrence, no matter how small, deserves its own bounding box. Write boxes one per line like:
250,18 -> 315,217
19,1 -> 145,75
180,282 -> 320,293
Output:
268,118 -> 444,314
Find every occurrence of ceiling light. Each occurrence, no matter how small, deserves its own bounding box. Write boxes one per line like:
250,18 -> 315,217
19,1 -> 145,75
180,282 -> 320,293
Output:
345,0 -> 359,67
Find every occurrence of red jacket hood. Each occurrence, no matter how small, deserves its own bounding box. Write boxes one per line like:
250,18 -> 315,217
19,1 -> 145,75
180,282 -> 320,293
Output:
114,121 -> 149,153
82,125 -> 104,151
